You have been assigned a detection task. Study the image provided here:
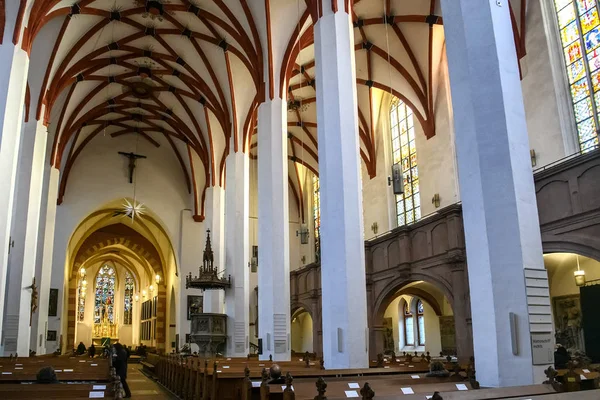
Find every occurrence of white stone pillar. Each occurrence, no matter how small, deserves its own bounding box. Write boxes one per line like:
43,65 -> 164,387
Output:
441,0 -> 551,387
0,37 -> 30,346
313,1 -> 369,369
224,151 -> 250,357
35,167 -> 60,355
3,119 -> 48,355
204,186 -> 225,314
257,98 -> 290,361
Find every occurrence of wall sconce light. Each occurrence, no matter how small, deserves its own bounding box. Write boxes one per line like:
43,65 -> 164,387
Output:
80,267 -> 86,277
574,255 -> 586,286
142,290 -> 147,298
134,294 -> 139,302
530,149 -> 537,167
296,223 -> 309,244
301,255 -> 306,264
155,274 -> 161,285
432,193 -> 441,208
149,284 -> 154,292
371,222 -> 378,235
82,279 -> 87,287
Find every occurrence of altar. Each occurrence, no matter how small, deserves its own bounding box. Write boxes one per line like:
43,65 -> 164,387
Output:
92,306 -> 119,346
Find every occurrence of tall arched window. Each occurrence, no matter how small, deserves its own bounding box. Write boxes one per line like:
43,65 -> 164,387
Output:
417,300 -> 426,346
554,0 -> 600,151
94,265 -> 116,324
390,98 -> 420,226
313,175 -> 321,258
124,271 -> 134,325
77,278 -> 86,322
403,301 -> 414,346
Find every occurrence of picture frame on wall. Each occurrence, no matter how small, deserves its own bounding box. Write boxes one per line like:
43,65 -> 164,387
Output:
48,288 -> 59,317
47,330 -> 57,341
187,295 -> 203,320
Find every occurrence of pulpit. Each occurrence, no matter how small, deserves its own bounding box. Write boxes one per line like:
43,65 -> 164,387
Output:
189,313 -> 227,356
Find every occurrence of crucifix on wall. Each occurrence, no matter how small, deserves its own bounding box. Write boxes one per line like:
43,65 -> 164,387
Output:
118,151 -> 147,183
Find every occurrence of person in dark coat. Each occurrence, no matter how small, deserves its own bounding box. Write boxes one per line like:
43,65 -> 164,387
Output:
113,343 -> 132,398
76,341 -> 86,355
554,345 -> 571,369
88,343 -> 96,358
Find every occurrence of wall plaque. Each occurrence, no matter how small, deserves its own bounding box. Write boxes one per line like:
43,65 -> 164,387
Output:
48,289 -> 58,317
531,332 -> 554,365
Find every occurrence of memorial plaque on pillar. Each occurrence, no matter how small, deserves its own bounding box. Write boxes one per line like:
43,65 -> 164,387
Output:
531,333 -> 554,365
235,342 -> 245,354
274,340 -> 287,354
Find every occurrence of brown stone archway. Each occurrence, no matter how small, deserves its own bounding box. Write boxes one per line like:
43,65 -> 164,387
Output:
66,224 -> 167,354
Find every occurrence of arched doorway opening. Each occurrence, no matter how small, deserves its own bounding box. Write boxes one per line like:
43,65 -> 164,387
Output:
379,281 -> 455,356
544,252 -> 600,361
291,308 -> 313,354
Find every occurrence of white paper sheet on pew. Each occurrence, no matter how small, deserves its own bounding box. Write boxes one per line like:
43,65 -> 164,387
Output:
583,369 -> 591,373
384,366 -> 390,368
252,381 -> 261,388
259,364 -> 264,366
456,383 -> 468,391
309,362 -> 315,365
80,360 -> 86,363
91,364 -> 98,366
299,358 -> 303,361
401,387 -> 414,394
217,370 -> 222,373
93,385 -> 107,390
55,370 -> 62,372
281,385 -> 294,391
426,396 -> 433,399
223,366 -> 230,369
347,382 -> 360,389
64,369 -> 74,372
15,364 -> 22,366
2,372 -> 12,374
89,391 -> 105,398
580,374 -> 587,380
344,390 -> 359,397
227,358 -> 231,361
411,375 -> 420,379
14,367 -> 23,370
408,365 -> 414,367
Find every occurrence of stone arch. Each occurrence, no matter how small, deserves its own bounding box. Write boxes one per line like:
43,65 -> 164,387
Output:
543,241 -> 600,264
372,272 -> 453,327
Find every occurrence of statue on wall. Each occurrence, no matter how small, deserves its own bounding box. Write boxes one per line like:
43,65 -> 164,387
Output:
554,296 -> 585,353
27,278 -> 38,326
383,317 -> 395,353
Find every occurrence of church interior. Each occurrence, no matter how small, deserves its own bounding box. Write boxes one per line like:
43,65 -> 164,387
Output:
1,0 -> 600,399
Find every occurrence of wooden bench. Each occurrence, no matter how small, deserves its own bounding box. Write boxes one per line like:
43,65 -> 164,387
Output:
141,353 -> 160,375
0,355 -> 124,399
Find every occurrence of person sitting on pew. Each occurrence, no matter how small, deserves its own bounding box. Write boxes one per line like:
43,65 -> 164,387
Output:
555,345 -> 571,369
88,343 -> 96,358
267,364 -> 286,384
77,341 -> 86,355
113,343 -> 132,398
36,366 -> 59,384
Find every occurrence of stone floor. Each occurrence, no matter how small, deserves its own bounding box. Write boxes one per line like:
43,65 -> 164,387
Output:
126,364 -> 177,399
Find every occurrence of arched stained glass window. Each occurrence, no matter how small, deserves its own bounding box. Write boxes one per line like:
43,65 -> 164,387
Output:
417,300 -> 425,346
554,0 -> 600,151
77,278 -> 87,322
94,265 -> 116,324
124,271 -> 134,325
313,176 -> 321,258
403,301 -> 414,346
390,98 -> 420,226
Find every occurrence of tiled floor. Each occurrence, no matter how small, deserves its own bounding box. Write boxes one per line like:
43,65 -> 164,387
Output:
126,364 -> 177,399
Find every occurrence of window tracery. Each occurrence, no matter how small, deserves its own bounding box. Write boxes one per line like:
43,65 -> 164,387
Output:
390,98 -> 420,227
403,300 -> 414,346
124,271 -> 134,325
313,175 -> 321,258
94,265 -> 116,324
555,0 -> 600,151
417,299 -> 425,346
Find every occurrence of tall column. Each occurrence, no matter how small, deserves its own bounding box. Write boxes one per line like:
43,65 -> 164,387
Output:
204,186 -> 225,314
224,151 -> 250,357
257,97 -> 290,361
313,1 -> 368,369
35,167 -> 60,354
3,119 -> 48,356
441,0 -> 552,387
0,11 -> 30,344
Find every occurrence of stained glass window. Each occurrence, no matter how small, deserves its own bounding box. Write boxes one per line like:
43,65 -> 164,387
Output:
555,0 -> 600,151
403,301 -> 414,346
77,278 -> 86,322
417,300 -> 425,346
313,175 -> 321,259
390,98 -> 420,227
94,265 -> 115,324
124,271 -> 134,325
